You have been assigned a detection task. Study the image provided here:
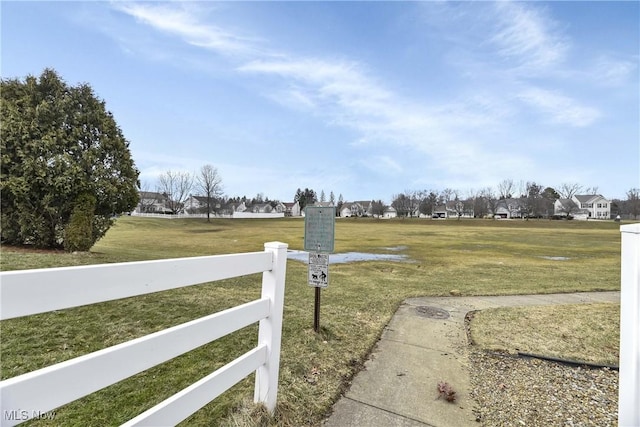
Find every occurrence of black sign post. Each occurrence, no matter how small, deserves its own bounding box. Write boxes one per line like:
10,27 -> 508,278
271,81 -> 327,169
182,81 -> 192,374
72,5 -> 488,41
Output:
314,287 -> 321,333
304,206 -> 335,333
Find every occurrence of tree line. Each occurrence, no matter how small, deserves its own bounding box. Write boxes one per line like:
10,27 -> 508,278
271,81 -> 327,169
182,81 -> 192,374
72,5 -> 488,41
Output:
295,181 -> 640,220
141,166 -> 223,221
388,181 -> 640,219
142,168 -> 298,220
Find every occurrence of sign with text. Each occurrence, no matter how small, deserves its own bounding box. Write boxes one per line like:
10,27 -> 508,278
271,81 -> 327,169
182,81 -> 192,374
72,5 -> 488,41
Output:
308,253 -> 329,288
304,206 -> 335,252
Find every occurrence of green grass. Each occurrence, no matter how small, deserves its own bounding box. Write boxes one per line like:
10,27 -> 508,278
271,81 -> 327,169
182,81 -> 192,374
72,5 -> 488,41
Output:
0,217 -> 623,426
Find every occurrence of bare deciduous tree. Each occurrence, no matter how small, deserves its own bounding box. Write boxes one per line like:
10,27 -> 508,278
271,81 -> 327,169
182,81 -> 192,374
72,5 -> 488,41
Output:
441,188 -> 455,203
498,179 -> 514,199
626,188 -> 640,219
558,182 -> 583,199
556,198 -> 580,218
371,200 -> 386,218
418,190 -> 439,217
391,193 -> 412,218
584,186 -> 599,195
158,170 -> 193,214
196,164 -> 223,222
471,189 -> 488,218
407,190 -> 420,217
521,181 -> 544,219
452,195 -> 465,220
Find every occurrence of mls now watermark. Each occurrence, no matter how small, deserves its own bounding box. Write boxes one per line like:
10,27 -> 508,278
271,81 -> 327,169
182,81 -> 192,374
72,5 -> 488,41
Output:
3,409 -> 57,421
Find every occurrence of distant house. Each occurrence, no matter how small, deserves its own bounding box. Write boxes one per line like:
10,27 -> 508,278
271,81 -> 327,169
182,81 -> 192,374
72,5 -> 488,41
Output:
554,194 -> 611,220
183,195 -> 209,213
432,205 -> 448,219
135,191 -> 171,214
250,203 -> 274,214
235,202 -> 247,213
452,199 -> 475,218
243,202 -> 286,214
216,201 -> 246,216
432,200 -> 474,219
339,201 -> 372,217
493,199 -> 523,219
283,202 -> 301,217
383,206 -> 397,219
574,194 -> 611,219
554,199 -> 586,220
272,201 -> 286,214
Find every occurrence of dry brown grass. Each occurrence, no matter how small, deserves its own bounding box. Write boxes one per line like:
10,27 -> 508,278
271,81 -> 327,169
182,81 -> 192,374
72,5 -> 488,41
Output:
0,217 -> 622,425
469,303 -> 620,366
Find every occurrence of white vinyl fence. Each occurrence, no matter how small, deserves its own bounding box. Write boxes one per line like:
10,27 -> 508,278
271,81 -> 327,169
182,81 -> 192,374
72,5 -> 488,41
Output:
130,212 -> 286,219
0,242 -> 288,426
129,212 -> 232,219
619,224 -> 639,426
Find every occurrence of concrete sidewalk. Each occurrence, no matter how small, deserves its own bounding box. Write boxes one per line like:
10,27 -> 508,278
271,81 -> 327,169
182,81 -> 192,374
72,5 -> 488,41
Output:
322,291 -> 620,427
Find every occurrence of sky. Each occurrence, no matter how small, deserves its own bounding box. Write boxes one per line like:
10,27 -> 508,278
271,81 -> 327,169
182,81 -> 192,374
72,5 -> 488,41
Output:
2,1 -> 639,203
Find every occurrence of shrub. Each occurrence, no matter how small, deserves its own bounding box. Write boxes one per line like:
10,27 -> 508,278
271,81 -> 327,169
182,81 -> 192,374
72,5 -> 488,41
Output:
1,69 -> 139,248
64,193 -> 96,252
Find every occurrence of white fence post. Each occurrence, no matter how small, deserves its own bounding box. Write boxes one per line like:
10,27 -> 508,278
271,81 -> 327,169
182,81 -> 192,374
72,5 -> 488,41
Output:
619,223 -> 640,426
254,241 -> 288,413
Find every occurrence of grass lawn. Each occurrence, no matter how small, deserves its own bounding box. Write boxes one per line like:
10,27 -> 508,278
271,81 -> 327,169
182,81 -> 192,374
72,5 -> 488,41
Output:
469,303 -> 620,366
0,217 -> 623,426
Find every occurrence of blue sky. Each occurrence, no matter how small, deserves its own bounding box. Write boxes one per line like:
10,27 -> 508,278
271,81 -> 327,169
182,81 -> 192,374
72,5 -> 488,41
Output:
2,1 -> 638,203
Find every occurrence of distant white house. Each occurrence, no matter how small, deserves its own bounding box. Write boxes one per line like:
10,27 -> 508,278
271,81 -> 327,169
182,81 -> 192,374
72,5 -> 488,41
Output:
245,202 -> 285,214
283,202 -> 301,217
554,194 -> 611,220
250,203 -> 274,214
135,191 -> 171,214
433,200 -> 475,219
493,199 -> 523,219
183,195 -> 209,213
383,206 -> 397,218
339,201 -> 372,217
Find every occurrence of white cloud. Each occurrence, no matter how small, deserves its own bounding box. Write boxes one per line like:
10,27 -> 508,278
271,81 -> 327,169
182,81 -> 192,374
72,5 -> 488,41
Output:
489,2 -> 568,72
112,2 -> 261,57
238,59 -> 392,117
239,53 -> 536,190
359,155 -> 403,175
518,87 -> 600,127
590,55 -> 638,87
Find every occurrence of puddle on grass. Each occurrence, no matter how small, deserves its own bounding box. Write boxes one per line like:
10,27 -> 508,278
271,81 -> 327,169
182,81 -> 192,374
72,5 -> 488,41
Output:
382,245 -> 408,251
287,250 -> 408,264
541,256 -> 571,261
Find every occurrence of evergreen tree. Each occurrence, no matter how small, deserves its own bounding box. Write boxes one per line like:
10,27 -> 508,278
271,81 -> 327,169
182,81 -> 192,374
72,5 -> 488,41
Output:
1,69 -> 139,249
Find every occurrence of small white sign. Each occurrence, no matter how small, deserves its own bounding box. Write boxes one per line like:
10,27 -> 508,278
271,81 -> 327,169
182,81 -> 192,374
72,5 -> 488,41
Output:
308,253 -> 329,288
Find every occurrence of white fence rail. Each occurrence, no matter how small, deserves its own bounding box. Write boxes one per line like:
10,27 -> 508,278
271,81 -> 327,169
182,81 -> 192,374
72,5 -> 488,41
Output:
619,224 -> 639,426
130,212 -> 287,219
0,242 -> 288,426
232,212 -> 285,219
130,212 -> 232,219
